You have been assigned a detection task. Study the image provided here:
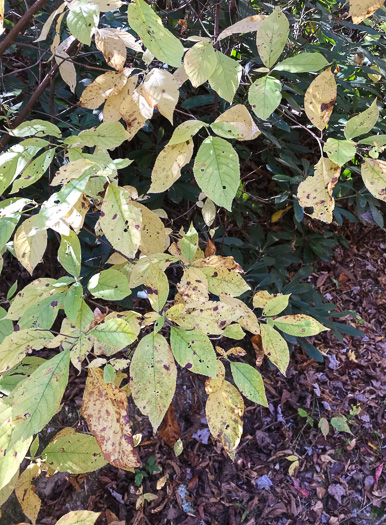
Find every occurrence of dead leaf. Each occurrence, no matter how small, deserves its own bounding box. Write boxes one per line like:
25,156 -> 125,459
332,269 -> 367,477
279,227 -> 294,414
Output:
159,402 -> 180,446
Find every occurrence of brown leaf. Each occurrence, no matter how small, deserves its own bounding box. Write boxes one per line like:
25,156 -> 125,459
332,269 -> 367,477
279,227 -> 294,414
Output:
205,239 -> 216,257
159,402 -> 180,446
251,334 -> 264,366
82,368 -> 141,469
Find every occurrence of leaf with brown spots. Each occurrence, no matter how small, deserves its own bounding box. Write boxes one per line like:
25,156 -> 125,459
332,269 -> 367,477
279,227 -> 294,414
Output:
304,68 -> 337,130
130,332 -> 177,432
349,0 -> 384,24
193,255 -> 250,297
298,157 -> 341,223
15,463 -> 42,525
361,158 -> 386,202
82,368 -> 141,469
159,402 -> 180,446
206,380 -> 244,460
273,314 -> 328,337
205,360 -> 225,394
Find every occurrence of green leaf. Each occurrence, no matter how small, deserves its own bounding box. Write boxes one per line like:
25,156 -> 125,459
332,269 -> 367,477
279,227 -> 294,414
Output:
0,357 -> 45,395
361,159 -> 386,202
180,223 -> 198,262
170,327 -> 217,377
263,294 -> 290,316
63,283 -> 83,324
18,293 -> 64,330
274,53 -> 329,73
208,51 -> 242,103
273,314 -> 328,336
193,136 -> 240,211
42,431 -> 107,473
91,317 -> 138,347
0,216 -> 19,251
88,268 -> 131,301
323,138 -> 356,167
8,119 -> 61,138
103,364 -> 116,384
256,7 -> 289,68
0,329 -> 53,374
58,230 -> 82,277
260,323 -> 289,375
67,4 -> 99,46
8,350 -> 70,445
184,41 -> 217,87
78,122 -> 129,149
358,134 -> 386,146
174,438 -> 183,456
344,99 -> 379,140
100,184 -> 142,259
168,120 -> 208,145
248,76 -> 282,120
127,0 -> 184,67
130,332 -> 177,431
230,362 -> 268,407
331,416 -> 352,434
223,323 -> 245,340
11,148 -> 55,193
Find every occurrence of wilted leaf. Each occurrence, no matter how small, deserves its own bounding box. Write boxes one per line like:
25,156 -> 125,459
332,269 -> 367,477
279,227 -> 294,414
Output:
194,136 -> 240,211
159,402 -> 180,446
206,380 -> 244,460
304,68 -> 337,130
256,7 -> 289,68
130,332 -> 177,431
319,417 -> 330,437
361,159 -> 386,202
298,157 -> 341,223
349,0 -> 384,24
82,368 -> 141,469
80,71 -> 128,109
95,28 -> 127,71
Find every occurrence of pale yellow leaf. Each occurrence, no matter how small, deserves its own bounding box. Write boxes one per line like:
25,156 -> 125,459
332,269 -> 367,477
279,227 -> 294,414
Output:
361,158 -> 386,202
202,198 -> 216,227
177,266 -> 209,303
220,295 -> 260,335
149,140 -> 194,193
206,380 -> 244,460
51,159 -> 96,186
184,40 -> 217,87
82,368 -> 141,469
14,464 -> 41,525
253,290 -> 274,308
173,66 -> 189,87
298,157 -> 340,223
205,360 -> 225,394
142,68 -> 179,124
95,28 -> 127,71
34,3 -> 66,42
131,201 -> 167,255
56,510 -> 101,525
168,120 -> 207,145
103,84 -> 127,122
217,14 -> 266,40
260,323 -> 289,375
55,36 -> 77,93
304,68 -> 337,130
349,0 -> 384,24
14,216 -> 47,275
211,104 -> 260,141
80,71 -> 129,109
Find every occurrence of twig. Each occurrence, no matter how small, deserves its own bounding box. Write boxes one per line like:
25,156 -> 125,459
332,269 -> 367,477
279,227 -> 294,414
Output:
0,0 -> 50,57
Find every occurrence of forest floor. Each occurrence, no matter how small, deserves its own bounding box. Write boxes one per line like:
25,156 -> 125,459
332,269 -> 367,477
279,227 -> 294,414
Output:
1,222 -> 385,525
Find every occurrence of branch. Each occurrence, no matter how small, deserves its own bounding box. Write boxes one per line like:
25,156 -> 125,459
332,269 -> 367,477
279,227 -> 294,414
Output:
0,0 -> 50,57
0,39 -> 79,153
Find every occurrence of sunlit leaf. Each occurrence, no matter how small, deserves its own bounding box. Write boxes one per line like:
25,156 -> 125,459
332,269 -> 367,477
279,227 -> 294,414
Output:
184,40 -> 217,87
208,51 -> 242,103
211,104 -> 260,141
323,138 -> 356,167
361,158 -> 386,202
149,140 -> 194,193
349,0 -> 384,24
248,75 -> 282,120
304,68 -> 337,130
56,510 -> 101,525
275,52 -> 329,73
344,99 -> 379,140
256,7 -> 289,68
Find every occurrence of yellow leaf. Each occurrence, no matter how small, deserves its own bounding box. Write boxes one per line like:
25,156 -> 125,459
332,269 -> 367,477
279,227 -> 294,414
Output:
177,266 -> 209,304
304,68 -> 337,130
82,368 -> 141,469
288,460 -> 299,476
217,14 -> 266,40
253,290 -> 275,308
361,159 -> 386,202
349,0 -> 384,24
103,85 -> 128,122
206,380 -> 244,460
55,36 -> 76,93
131,202 -> 167,255
56,510 -> 101,525
15,464 -> 42,525
14,216 -> 47,275
286,455 -> 298,461
184,40 -> 217,87
211,104 -> 260,142
142,68 -> 179,124
205,360 -> 225,394
51,159 -> 97,186
80,70 -> 129,109
193,255 -> 250,297
202,198 -> 216,227
298,157 -> 340,223
95,28 -> 127,71
260,323 -> 289,375
220,295 -> 260,335
149,140 -> 194,193
271,205 -> 292,223
173,66 -> 189,87
156,475 -> 167,490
